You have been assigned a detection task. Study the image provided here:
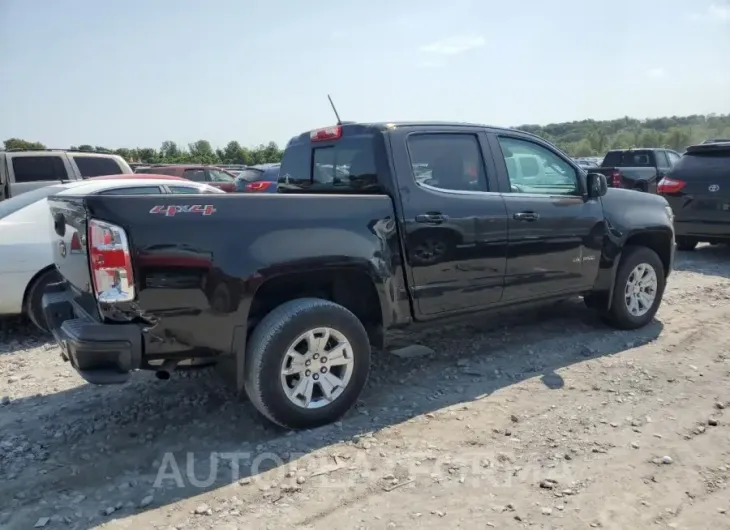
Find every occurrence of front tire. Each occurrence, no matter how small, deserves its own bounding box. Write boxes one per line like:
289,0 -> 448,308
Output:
603,246 -> 665,330
25,268 -> 61,333
244,298 -> 371,429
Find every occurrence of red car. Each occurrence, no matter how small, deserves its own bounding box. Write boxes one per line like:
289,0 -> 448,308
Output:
136,165 -> 237,192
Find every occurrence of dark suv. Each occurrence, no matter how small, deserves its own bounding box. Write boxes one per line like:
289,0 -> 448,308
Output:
659,141 -> 730,250
234,163 -> 280,193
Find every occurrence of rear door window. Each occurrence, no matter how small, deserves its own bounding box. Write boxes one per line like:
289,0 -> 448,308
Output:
407,133 -> 489,192
655,150 -> 670,170
72,156 -> 125,177
207,169 -> 234,182
11,156 -> 68,182
98,186 -> 163,195
183,169 -> 206,182
168,185 -> 221,194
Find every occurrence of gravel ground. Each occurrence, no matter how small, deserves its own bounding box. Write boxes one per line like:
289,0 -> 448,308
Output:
2,244 -> 730,530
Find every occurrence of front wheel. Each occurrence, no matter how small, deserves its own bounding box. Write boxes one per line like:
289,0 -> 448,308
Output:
244,298 -> 371,429
603,246 -> 665,330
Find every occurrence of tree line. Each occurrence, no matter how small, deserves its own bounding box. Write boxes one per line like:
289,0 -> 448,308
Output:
2,139 -> 284,166
517,113 -> 730,157
4,113 -> 729,163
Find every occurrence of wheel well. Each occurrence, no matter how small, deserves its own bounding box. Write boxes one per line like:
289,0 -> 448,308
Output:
624,231 -> 672,276
248,269 -> 383,345
21,265 -> 57,314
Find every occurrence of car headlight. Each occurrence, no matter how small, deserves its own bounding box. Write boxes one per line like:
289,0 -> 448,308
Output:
665,205 -> 674,223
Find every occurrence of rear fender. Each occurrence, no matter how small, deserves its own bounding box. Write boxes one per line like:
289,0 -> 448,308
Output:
224,261 -> 397,392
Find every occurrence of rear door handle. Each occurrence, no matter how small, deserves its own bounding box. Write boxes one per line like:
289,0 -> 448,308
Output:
513,211 -> 539,222
415,213 -> 449,224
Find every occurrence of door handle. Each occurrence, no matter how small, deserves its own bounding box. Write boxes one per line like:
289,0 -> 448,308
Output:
415,213 -> 448,224
513,211 -> 539,221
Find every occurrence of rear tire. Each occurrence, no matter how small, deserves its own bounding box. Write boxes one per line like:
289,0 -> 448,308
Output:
602,246 -> 665,330
243,298 -> 371,429
676,237 -> 698,251
25,268 -> 61,333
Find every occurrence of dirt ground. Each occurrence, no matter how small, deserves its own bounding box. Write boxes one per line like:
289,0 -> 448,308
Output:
2,244 -> 730,530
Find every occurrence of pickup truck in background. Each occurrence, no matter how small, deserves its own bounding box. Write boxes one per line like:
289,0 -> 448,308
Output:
0,149 -> 132,201
593,148 -> 682,192
42,121 -> 675,429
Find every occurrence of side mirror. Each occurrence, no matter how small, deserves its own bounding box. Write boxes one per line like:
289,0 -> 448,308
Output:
586,172 -> 608,198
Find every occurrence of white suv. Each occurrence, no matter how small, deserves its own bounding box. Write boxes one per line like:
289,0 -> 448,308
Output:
0,150 -> 132,201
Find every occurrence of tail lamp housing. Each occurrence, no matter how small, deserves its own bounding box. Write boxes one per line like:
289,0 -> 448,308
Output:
88,219 -> 135,303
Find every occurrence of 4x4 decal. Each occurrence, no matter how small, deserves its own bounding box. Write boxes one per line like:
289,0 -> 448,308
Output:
149,205 -> 217,217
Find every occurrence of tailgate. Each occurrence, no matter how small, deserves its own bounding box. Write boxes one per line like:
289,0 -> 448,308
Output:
48,196 -> 100,319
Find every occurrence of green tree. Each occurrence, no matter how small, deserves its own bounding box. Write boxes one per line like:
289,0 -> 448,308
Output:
160,141 -> 181,161
573,139 -> 593,157
4,138 -> 46,150
188,140 -> 217,164
663,127 -> 691,151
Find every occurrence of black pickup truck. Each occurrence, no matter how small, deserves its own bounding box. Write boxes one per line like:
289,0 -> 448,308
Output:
595,148 -> 682,192
42,122 -> 676,429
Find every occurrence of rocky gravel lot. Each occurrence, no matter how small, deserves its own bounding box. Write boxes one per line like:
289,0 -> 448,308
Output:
2,244 -> 730,529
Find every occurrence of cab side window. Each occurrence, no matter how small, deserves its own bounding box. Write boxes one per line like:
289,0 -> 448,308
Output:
497,136 -> 580,195
183,169 -> 206,182
406,133 -> 488,192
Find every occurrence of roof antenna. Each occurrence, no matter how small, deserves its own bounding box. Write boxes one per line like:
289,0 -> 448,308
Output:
327,94 -> 342,125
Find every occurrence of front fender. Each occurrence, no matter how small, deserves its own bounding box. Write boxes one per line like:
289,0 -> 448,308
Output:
591,189 -> 674,309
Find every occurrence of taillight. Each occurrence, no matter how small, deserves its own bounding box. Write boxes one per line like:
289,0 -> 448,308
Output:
87,219 -> 135,303
611,170 -> 622,188
310,125 -> 342,142
657,177 -> 686,194
246,181 -> 274,192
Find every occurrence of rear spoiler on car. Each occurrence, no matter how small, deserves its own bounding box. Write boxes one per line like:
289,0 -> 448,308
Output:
686,142 -> 730,154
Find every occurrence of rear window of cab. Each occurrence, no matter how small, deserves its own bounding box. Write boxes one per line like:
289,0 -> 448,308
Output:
278,130 -> 384,193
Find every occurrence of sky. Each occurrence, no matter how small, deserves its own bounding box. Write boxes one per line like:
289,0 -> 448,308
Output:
1,0 -> 729,150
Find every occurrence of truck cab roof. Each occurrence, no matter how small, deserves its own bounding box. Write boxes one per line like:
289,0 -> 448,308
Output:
286,121 -> 532,146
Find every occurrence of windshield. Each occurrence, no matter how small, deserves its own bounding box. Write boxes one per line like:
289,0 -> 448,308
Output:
0,185 -> 67,220
208,169 -> 234,182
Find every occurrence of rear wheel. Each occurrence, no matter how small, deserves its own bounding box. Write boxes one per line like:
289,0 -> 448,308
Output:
244,298 -> 371,429
602,246 -> 665,330
25,268 -> 61,333
676,237 -> 698,251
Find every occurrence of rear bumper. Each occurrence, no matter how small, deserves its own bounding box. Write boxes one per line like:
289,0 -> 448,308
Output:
42,282 -> 143,385
674,219 -> 730,240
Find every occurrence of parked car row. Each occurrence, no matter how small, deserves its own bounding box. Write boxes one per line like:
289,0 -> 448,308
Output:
134,163 -> 281,193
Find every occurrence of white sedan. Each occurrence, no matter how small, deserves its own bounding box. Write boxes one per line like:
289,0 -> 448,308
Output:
0,175 -> 224,331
